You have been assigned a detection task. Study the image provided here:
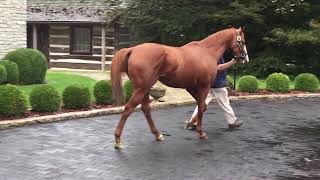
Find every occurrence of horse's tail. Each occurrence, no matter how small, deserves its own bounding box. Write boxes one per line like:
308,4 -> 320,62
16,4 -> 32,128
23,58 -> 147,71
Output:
111,48 -> 132,105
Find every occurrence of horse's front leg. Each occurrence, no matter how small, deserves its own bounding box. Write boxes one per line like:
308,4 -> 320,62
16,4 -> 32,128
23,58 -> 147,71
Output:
141,93 -> 164,141
195,87 -> 210,139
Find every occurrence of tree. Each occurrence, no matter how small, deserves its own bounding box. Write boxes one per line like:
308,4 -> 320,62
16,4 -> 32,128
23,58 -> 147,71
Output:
108,0 -> 320,76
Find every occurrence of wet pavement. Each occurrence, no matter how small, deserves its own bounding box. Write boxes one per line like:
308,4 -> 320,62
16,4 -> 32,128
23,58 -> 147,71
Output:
0,98 -> 320,180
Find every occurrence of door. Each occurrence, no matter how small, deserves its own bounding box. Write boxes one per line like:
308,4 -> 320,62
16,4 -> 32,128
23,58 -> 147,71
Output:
37,24 -> 49,60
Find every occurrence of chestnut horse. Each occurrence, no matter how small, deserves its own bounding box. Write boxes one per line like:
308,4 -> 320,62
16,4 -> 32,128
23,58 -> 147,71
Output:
111,27 -> 249,149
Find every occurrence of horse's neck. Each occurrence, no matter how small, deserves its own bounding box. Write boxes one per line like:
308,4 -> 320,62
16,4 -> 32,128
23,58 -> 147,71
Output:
200,29 -> 232,60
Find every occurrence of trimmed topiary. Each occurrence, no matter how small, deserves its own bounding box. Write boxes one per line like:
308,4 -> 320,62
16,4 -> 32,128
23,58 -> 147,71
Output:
29,85 -> 61,112
0,84 -> 27,117
94,80 -> 113,105
0,64 -> 7,84
294,73 -> 319,92
238,75 -> 259,93
124,80 -> 133,102
4,48 -> 48,84
266,73 -> 290,93
63,84 -> 91,109
0,60 -> 19,84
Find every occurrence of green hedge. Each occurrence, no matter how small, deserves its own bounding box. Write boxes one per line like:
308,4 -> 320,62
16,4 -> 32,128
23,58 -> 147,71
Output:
4,48 -> 47,84
0,64 -> 7,84
94,80 -> 113,105
124,80 -> 133,102
63,84 -> 91,109
0,84 -> 27,117
266,73 -> 290,93
30,85 -> 61,112
0,60 -> 19,84
294,73 -> 319,92
238,75 -> 258,93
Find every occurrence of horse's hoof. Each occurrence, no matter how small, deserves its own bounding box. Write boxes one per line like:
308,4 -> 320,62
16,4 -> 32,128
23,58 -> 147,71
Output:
199,133 -> 208,140
114,142 -> 124,149
156,134 -> 165,141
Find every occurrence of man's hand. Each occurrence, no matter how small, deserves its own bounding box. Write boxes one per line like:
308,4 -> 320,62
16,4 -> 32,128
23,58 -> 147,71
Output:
217,58 -> 237,71
230,58 -> 237,65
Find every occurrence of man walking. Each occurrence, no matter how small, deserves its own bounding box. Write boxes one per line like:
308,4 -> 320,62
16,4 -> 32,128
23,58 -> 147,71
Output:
185,57 -> 243,130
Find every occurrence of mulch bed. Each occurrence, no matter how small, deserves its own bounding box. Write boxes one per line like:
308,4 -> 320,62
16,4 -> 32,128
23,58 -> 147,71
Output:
1,90 -> 319,121
0,104 -> 117,121
229,89 -> 319,96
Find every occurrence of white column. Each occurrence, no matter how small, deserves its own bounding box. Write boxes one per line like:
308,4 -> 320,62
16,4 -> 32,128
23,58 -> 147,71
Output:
32,24 -> 37,49
101,24 -> 106,71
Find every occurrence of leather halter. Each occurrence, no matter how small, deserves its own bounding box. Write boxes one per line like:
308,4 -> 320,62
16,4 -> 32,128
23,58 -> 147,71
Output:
231,30 -> 248,61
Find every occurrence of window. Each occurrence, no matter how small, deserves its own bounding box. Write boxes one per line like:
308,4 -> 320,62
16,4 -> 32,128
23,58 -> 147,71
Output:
71,27 -> 92,54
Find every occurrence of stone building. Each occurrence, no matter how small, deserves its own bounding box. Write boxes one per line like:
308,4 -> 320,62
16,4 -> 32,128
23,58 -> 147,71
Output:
0,0 -> 130,70
0,0 -> 27,59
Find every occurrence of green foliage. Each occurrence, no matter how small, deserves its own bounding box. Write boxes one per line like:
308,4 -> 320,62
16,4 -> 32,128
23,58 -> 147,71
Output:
94,80 -> 113,105
123,80 -> 133,102
0,64 -> 7,84
63,84 -> 91,109
262,20 -> 320,76
0,60 -> 19,84
227,75 -> 234,89
115,0 -> 320,76
4,48 -> 48,84
238,75 -> 259,93
29,85 -> 61,112
266,73 -> 290,92
0,84 -> 27,117
294,73 -> 319,92
239,56 -> 289,78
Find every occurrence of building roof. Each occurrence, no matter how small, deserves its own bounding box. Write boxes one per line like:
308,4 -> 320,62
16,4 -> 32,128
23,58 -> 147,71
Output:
27,0 -> 122,24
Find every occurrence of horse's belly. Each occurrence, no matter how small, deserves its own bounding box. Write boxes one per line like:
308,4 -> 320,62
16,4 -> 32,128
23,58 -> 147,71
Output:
159,75 -> 195,88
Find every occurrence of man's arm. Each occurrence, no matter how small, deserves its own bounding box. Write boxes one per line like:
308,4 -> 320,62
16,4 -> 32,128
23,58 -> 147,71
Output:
217,58 -> 237,71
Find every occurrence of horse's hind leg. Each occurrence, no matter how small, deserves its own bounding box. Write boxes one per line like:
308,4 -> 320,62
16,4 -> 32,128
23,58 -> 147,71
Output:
141,93 -> 164,141
195,87 -> 210,139
114,88 -> 147,149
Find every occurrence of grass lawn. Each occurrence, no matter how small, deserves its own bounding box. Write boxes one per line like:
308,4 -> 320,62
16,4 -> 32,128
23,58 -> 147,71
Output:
1,71 -> 98,106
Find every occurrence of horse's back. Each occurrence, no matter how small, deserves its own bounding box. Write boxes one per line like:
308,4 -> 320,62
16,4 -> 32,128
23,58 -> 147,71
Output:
126,42 -> 215,88
128,43 -> 181,73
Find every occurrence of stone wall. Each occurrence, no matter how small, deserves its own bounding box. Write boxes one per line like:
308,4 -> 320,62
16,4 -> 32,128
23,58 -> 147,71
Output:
0,0 -> 27,59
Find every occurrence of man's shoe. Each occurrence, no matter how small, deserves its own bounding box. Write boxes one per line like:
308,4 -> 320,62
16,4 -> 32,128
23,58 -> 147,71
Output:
228,120 -> 243,129
184,121 -> 197,130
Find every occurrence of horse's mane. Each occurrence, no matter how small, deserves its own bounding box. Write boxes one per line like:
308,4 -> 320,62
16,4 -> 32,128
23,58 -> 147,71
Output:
199,28 -> 234,48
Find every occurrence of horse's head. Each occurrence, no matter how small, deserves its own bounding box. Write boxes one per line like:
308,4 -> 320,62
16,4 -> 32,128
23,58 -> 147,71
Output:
230,27 -> 249,64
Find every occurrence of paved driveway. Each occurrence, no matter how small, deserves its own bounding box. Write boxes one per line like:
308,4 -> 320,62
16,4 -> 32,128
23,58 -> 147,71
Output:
1,98 -> 320,180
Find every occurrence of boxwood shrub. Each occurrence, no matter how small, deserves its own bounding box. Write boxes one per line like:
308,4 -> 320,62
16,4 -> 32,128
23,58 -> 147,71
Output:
30,85 -> 61,112
94,80 -> 112,105
63,84 -> 90,109
0,64 -> 7,84
0,60 -> 19,84
238,75 -> 258,93
123,80 -> 133,102
294,73 -> 319,92
4,48 -> 48,84
266,73 -> 290,93
0,84 -> 27,117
